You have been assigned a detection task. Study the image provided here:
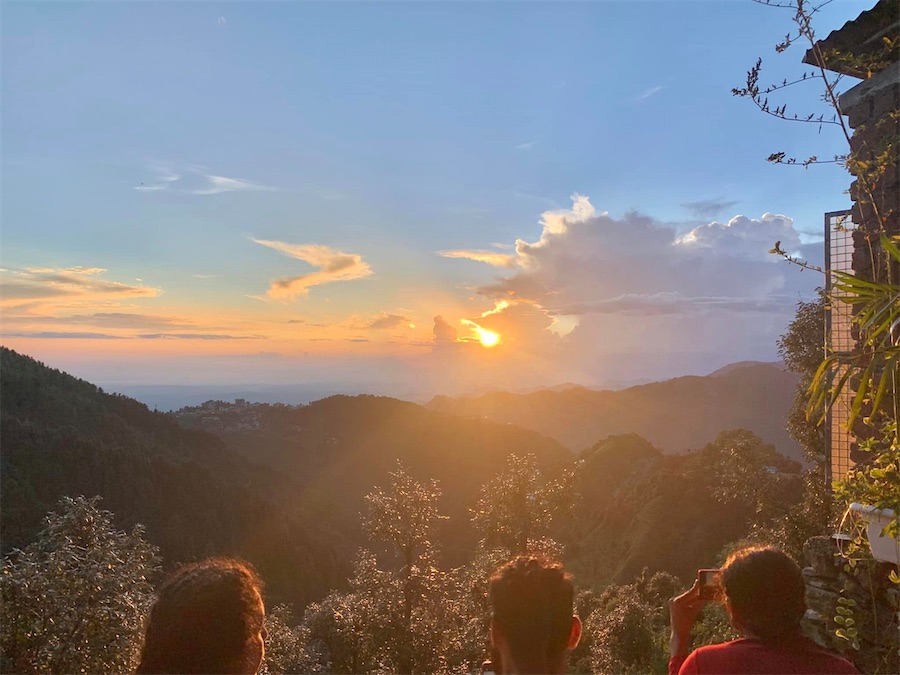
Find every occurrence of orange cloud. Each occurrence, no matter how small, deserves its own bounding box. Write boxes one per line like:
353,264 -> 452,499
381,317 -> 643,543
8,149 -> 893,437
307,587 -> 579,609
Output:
252,239 -> 373,300
438,249 -> 518,268
0,267 -> 159,308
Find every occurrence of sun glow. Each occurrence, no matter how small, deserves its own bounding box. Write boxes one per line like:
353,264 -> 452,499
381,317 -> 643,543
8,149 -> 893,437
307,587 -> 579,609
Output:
478,328 -> 501,348
461,319 -> 502,348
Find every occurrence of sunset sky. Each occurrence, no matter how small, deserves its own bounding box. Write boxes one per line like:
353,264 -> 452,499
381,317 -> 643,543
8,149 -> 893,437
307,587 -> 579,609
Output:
1,1 -> 868,397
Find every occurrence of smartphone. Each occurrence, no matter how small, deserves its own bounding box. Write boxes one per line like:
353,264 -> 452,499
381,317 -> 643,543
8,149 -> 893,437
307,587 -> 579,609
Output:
697,568 -> 722,600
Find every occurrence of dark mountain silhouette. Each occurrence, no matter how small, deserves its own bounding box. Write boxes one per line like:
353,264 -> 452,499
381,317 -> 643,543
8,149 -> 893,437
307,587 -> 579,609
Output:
427,362 -> 804,462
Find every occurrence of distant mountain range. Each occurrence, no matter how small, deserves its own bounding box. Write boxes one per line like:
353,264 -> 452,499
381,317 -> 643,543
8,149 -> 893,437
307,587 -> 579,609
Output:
427,362 -> 804,462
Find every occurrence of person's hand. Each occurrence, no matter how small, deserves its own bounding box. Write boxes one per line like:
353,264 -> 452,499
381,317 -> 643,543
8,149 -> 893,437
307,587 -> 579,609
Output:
669,580 -> 706,657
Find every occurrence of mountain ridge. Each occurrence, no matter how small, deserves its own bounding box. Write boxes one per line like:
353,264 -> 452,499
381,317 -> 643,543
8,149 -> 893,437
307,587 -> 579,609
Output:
426,362 -> 803,461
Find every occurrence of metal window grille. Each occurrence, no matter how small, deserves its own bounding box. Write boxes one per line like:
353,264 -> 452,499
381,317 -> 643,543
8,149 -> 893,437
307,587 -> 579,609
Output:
824,210 -> 856,484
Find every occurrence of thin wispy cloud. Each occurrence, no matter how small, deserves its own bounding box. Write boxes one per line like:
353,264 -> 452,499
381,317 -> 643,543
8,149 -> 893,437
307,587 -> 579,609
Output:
514,140 -> 537,150
135,164 -> 181,192
0,267 -> 159,308
134,163 -> 274,195
682,198 -> 741,219
252,239 -> 373,300
137,333 -> 263,340
190,175 -> 275,196
367,314 -> 413,330
0,331 -> 122,340
0,330 -> 261,340
635,85 -> 663,101
438,249 -> 519,268
0,312 -> 194,331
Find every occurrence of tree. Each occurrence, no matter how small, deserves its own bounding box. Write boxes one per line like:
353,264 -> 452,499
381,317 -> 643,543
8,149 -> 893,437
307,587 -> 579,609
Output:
318,464 -> 451,674
691,430 -> 802,532
585,582 -> 669,675
260,604 -> 323,675
470,453 -> 575,555
0,496 -> 159,674
363,462 -> 447,574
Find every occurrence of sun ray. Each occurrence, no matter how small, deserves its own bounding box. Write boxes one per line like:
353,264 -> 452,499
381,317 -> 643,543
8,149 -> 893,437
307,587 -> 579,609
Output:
460,319 -> 501,348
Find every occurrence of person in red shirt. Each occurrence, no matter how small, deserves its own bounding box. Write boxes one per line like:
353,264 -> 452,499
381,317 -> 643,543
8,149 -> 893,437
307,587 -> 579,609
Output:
668,546 -> 857,675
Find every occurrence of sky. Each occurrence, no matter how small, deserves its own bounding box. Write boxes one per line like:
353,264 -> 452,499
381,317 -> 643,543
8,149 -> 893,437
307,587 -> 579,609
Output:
0,0 -> 870,399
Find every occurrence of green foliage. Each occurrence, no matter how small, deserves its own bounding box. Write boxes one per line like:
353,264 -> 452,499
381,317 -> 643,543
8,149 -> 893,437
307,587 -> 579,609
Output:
834,419 -> 900,538
778,291 -> 827,377
364,463 -> 448,570
588,594 -> 661,675
581,571 -> 681,675
299,468 -> 454,674
471,453 -> 575,555
260,604 -> 323,675
0,496 -> 159,674
809,235 -> 900,434
834,594 -> 861,651
690,601 -> 740,651
565,431 -> 804,587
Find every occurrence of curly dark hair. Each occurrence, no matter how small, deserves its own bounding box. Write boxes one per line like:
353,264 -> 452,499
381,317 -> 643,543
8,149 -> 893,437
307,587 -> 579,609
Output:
137,557 -> 265,674
721,546 -> 806,642
489,555 -> 575,675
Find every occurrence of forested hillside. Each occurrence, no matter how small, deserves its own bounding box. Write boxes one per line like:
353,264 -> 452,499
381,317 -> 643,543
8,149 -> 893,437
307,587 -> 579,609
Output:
176,395 -> 572,567
0,348 -> 348,607
566,431 -> 802,585
427,362 -> 804,461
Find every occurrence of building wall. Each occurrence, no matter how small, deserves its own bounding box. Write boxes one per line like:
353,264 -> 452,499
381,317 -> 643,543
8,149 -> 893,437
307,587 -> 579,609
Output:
840,61 -> 900,280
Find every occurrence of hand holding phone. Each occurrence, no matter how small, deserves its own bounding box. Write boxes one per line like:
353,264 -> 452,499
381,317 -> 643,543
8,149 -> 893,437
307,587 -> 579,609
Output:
697,568 -> 722,601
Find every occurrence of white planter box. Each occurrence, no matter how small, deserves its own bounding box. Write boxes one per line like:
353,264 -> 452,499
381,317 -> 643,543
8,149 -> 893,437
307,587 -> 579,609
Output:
850,503 -> 900,565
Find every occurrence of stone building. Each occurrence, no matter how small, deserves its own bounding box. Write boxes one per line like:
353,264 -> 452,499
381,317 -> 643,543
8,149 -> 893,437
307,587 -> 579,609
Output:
804,0 -> 899,483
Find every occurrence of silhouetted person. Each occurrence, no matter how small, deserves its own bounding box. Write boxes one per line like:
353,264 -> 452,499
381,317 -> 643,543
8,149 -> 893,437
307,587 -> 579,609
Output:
137,557 -> 266,675
669,546 -> 857,674
489,555 -> 581,675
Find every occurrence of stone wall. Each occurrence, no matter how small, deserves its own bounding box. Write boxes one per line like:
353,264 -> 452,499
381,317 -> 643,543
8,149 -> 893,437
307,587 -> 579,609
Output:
839,61 -> 900,281
802,535 -> 899,674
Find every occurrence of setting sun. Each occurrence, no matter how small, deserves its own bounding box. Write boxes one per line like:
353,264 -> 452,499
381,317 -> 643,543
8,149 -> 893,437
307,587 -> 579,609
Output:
477,328 -> 500,348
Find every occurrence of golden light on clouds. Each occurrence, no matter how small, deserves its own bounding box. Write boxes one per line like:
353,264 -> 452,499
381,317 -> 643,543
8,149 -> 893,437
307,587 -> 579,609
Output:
251,239 -> 373,300
460,319 -> 501,348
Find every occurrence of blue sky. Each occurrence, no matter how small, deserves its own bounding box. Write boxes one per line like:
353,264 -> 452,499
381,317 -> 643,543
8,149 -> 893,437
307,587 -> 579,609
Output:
0,0 -> 870,395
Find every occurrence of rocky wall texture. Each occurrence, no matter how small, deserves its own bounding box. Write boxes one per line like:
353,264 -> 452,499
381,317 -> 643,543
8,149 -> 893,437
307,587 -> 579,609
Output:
802,536 -> 899,674
841,64 -> 899,282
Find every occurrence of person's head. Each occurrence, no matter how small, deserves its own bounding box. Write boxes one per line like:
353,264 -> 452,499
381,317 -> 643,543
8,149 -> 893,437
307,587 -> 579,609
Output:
489,555 -> 581,675
720,546 -> 806,642
137,557 -> 266,674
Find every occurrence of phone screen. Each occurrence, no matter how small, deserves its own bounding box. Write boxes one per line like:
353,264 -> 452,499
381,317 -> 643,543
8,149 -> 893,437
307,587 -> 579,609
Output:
697,568 -> 721,600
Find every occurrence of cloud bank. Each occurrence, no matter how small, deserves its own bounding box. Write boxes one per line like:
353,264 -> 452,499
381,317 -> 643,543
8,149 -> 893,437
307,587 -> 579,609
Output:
436,194 -> 820,387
